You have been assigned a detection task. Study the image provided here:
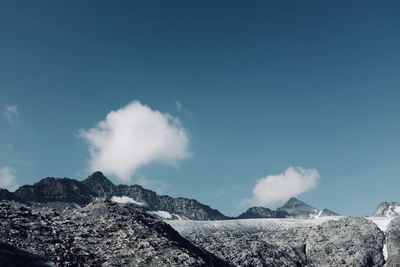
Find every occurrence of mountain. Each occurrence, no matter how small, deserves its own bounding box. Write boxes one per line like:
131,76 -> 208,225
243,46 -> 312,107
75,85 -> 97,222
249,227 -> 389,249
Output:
239,197 -> 338,219
373,201 -> 400,217
277,197 -> 338,219
83,172 -> 228,220
0,171 -> 228,221
0,200 -> 230,266
237,207 -> 288,219
14,177 -> 96,205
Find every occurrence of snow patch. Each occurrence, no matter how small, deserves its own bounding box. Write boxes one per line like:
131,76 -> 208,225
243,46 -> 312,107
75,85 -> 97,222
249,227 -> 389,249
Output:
367,217 -> 393,232
383,243 -> 388,261
111,196 -> 145,206
148,210 -> 173,219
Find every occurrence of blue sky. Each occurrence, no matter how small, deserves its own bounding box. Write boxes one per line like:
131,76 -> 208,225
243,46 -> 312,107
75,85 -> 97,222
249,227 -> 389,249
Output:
1,1 -> 400,216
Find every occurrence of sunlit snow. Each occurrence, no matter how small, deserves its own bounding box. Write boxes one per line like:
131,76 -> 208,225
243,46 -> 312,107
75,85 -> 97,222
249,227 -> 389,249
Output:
111,196 -> 145,206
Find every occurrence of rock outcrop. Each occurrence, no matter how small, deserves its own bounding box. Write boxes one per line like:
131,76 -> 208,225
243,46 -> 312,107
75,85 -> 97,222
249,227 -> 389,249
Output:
386,217 -> 400,266
179,217 -> 385,267
306,217 -> 385,266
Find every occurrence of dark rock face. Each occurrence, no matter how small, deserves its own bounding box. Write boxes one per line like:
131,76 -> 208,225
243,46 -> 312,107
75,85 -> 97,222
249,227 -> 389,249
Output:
386,217 -> 400,266
306,217 -> 385,267
0,243 -> 54,267
237,207 -> 288,219
0,189 -> 22,203
14,177 -> 95,205
81,171 -> 116,197
179,217 -> 385,267
276,197 -> 318,219
0,200 -> 230,267
84,173 -> 228,220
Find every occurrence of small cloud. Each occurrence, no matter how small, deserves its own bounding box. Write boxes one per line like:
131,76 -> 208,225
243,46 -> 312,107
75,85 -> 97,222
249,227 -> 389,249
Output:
175,100 -> 192,117
79,100 -> 190,181
243,166 -> 319,207
0,166 -> 18,191
4,105 -> 19,126
175,100 -> 183,111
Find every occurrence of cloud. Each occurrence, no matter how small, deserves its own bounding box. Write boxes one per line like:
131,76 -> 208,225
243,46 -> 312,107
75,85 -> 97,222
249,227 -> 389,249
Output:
4,105 -> 19,126
245,167 -> 319,206
0,166 -> 18,191
80,101 -> 190,181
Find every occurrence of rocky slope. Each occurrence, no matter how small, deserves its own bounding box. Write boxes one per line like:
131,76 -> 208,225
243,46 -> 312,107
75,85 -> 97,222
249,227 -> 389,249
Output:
177,217 -> 385,266
84,171 -> 228,220
0,200 -> 230,267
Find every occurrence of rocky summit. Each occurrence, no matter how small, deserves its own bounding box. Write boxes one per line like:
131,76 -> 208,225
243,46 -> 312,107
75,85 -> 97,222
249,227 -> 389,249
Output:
239,197 -> 338,219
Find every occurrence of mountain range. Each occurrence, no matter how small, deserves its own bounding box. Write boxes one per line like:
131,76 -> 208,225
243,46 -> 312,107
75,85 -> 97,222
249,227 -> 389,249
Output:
1,171 -> 400,266
0,171 -> 338,220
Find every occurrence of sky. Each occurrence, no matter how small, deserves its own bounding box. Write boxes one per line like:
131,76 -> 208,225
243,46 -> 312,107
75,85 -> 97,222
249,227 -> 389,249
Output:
1,1 -> 400,216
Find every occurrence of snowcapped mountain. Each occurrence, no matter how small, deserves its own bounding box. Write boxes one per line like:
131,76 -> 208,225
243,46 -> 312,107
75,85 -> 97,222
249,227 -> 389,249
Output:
239,197 -> 338,219
373,201 -> 400,217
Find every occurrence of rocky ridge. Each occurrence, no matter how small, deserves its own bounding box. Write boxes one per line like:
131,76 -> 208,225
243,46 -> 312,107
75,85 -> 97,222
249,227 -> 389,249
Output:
0,171 -> 228,221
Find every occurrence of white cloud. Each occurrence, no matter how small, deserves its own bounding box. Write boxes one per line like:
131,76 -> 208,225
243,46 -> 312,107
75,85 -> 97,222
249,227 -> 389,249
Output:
245,167 -> 319,206
4,105 -> 19,126
0,166 -> 17,191
80,101 -> 190,181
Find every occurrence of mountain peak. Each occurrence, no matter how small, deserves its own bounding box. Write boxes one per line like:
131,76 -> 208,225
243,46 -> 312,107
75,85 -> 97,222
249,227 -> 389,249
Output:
82,171 -> 115,197
282,197 -> 307,207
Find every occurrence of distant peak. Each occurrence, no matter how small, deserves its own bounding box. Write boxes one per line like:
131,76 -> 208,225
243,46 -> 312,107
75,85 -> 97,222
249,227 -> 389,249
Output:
284,197 -> 304,205
87,171 -> 112,182
90,171 -> 106,178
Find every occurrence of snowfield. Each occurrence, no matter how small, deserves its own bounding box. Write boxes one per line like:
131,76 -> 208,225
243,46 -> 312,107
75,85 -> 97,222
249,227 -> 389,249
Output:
167,216 -> 342,235
168,216 -> 394,236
